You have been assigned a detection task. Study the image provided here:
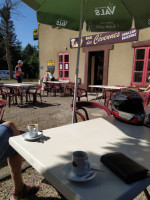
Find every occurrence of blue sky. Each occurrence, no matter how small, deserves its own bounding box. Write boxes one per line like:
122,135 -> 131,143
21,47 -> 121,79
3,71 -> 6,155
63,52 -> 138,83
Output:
13,3 -> 38,49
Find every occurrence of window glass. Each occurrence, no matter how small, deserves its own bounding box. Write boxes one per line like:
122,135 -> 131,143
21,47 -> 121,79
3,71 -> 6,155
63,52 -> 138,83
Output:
59,64 -> 63,70
133,73 -> 142,82
65,55 -> 69,62
59,55 -> 63,62
136,49 -> 145,60
132,47 -> 150,85
58,53 -> 70,80
65,64 -> 69,70
59,71 -> 63,77
146,73 -> 150,83
135,61 -> 144,71
148,61 -> 150,71
65,71 -> 69,77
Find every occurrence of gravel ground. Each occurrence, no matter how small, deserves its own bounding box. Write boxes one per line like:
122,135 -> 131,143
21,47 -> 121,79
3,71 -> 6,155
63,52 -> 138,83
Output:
0,92 -> 149,200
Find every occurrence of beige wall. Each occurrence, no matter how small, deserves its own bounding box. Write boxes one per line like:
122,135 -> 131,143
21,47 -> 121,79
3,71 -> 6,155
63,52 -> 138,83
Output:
39,23 -> 150,87
39,24 -> 88,83
108,42 -> 134,86
139,28 -> 150,41
39,23 -> 101,84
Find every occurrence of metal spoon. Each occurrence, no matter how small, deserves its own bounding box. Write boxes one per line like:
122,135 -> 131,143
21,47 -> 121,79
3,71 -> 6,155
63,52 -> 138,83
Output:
90,167 -> 104,172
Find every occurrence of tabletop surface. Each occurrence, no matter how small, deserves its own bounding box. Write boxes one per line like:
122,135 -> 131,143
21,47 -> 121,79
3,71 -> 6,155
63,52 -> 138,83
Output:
9,117 -> 150,200
1,83 -> 39,87
47,80 -> 69,84
89,85 -> 127,89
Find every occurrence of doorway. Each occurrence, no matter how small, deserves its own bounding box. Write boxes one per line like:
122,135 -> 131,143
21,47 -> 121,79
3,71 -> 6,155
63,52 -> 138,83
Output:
88,51 -> 104,86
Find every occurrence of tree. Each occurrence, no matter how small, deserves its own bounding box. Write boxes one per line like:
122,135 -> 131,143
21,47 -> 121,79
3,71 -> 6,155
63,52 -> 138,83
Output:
0,31 -> 7,69
11,40 -> 22,68
22,44 -> 39,79
0,0 -> 21,78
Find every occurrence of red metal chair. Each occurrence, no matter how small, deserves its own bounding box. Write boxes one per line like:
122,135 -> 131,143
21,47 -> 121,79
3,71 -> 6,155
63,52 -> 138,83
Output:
43,82 -> 53,96
65,82 -> 75,95
26,85 -> 42,104
65,83 -> 88,101
5,86 -> 23,107
139,91 -> 150,107
51,83 -> 63,96
70,101 -> 111,123
77,87 -> 88,101
0,99 -> 7,123
0,86 -> 7,99
104,89 -> 119,107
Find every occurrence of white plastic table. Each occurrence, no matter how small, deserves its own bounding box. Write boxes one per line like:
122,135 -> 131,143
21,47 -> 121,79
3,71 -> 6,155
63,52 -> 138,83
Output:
89,85 -> 126,90
2,83 -> 39,88
2,83 -> 39,105
47,81 -> 70,95
89,85 -> 127,102
9,117 -> 150,200
47,80 -> 69,84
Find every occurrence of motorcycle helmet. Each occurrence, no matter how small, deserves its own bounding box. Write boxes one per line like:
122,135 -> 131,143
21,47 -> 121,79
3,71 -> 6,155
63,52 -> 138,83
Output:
111,89 -> 145,124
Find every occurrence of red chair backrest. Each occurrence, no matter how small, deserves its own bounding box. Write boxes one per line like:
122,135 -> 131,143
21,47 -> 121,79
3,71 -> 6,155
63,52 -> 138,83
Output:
70,101 -> 111,123
0,99 -> 7,123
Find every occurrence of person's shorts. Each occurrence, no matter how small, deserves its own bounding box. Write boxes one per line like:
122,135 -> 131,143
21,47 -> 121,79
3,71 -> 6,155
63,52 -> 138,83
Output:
0,124 -> 18,160
16,76 -> 22,83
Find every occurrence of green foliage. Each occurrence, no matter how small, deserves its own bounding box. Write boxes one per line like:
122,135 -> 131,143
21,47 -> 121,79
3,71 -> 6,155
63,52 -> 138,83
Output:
0,32 -> 7,68
11,40 -> 23,68
22,44 -> 39,79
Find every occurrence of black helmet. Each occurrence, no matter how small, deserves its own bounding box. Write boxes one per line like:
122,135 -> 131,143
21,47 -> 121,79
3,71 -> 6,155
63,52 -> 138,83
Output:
111,89 -> 145,124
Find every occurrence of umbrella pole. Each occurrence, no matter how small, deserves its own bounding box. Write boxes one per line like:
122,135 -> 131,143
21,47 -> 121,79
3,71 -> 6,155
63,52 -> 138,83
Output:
72,0 -> 84,124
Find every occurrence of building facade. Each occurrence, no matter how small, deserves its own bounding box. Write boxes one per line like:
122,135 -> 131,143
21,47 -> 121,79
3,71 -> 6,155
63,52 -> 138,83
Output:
38,23 -> 150,90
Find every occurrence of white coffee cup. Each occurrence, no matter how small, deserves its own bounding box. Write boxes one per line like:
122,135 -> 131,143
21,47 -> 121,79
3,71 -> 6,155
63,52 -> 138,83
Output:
72,151 -> 90,176
28,124 -> 38,138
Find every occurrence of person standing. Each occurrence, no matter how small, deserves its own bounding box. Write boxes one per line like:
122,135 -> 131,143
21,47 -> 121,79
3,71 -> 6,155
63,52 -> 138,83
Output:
15,60 -> 24,83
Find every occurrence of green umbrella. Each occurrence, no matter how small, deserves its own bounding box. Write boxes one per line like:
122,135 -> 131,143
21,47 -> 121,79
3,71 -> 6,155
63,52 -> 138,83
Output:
22,0 -> 150,122
22,0 -> 150,31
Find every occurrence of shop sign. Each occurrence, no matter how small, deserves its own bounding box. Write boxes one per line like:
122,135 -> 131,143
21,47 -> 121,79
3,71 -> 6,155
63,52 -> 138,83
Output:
47,60 -> 55,66
70,28 -> 138,48
33,29 -> 38,40
47,60 -> 55,74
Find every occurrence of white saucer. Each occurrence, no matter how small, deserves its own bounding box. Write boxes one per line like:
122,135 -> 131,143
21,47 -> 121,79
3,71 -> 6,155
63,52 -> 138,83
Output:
62,162 -> 97,182
22,132 -> 43,141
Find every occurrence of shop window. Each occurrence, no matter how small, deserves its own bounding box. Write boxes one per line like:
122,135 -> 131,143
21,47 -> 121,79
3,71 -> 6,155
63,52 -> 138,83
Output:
58,53 -> 70,80
132,47 -> 150,86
